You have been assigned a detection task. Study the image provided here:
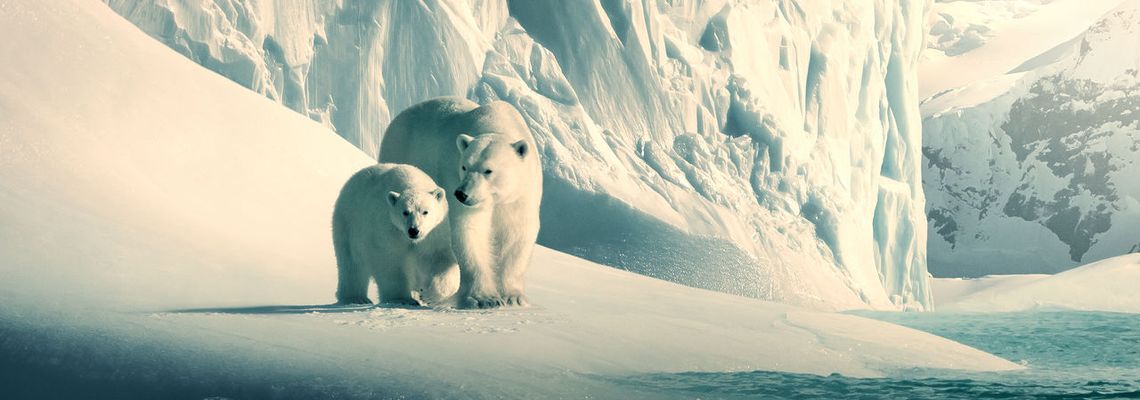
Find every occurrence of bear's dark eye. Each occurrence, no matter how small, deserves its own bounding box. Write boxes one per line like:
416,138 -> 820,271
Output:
461,166 -> 467,171
421,211 -> 428,215
484,169 -> 492,175
402,211 -> 409,216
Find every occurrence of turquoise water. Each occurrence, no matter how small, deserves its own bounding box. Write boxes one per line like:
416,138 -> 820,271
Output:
607,311 -> 1140,399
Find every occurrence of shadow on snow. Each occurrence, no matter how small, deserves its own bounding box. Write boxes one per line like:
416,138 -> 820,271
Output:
166,303 -> 426,314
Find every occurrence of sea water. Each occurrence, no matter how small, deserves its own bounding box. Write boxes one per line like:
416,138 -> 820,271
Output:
605,311 -> 1140,399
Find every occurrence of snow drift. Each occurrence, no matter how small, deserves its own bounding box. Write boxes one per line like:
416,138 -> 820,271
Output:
104,0 -> 935,310
0,1 -> 1020,397
934,254 -> 1140,313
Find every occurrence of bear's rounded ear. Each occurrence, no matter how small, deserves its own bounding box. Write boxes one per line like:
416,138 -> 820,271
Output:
387,191 -> 401,206
511,140 -> 528,158
431,188 -> 445,202
456,134 -> 474,151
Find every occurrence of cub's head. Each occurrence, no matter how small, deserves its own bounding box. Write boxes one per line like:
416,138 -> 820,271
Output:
453,133 -> 530,207
386,187 -> 447,242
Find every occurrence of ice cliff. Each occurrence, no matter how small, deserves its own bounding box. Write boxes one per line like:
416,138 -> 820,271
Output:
106,0 -> 933,310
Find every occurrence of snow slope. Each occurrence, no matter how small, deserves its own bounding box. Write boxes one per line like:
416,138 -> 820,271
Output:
104,0 -> 935,310
921,2 -> 1140,276
920,0 -> 1126,99
924,0 -> 1050,62
934,254 -> 1140,313
0,0 -> 1020,397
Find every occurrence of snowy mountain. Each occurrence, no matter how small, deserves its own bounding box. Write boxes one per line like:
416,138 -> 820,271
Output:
104,0 -> 935,310
921,1 -> 1140,277
0,1 -> 1021,397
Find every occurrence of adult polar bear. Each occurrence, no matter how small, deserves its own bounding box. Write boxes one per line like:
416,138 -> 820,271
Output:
380,97 -> 542,309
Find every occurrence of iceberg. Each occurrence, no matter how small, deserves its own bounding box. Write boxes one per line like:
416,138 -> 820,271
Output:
104,0 -> 936,310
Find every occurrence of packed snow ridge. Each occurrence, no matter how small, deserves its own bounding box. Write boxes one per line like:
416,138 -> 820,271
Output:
0,1 -> 1021,397
934,254 -> 1140,313
920,1 -> 1140,277
106,0 -> 934,310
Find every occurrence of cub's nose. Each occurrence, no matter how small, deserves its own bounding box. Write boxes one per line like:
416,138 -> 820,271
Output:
453,190 -> 468,203
407,227 -> 420,239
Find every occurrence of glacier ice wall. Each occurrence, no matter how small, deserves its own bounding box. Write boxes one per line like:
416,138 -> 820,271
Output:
106,0 -> 933,310
921,4 -> 1140,277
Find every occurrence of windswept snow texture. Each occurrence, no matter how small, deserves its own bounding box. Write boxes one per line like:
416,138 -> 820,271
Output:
933,254 -> 1140,313
925,0 -> 1050,61
0,1 -> 1022,397
921,2 -> 1140,277
919,0 -> 1127,99
105,0 -> 935,310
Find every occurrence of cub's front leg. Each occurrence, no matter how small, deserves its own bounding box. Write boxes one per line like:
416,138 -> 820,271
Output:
335,245 -> 373,305
376,259 -> 421,306
411,240 -> 459,305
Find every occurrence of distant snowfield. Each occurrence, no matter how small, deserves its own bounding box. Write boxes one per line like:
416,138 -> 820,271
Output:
0,1 -> 1019,397
919,0 -> 1125,101
934,254 -> 1140,314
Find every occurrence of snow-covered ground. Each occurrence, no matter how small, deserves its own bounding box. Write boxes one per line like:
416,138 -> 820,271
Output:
104,0 -> 936,311
934,254 -> 1140,313
0,0 -> 1019,397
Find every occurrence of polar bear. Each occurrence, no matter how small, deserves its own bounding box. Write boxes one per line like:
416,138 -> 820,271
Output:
332,163 -> 458,306
379,97 -> 542,308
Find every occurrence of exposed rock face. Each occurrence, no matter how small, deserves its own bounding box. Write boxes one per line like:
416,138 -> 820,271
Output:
923,4 -> 1140,277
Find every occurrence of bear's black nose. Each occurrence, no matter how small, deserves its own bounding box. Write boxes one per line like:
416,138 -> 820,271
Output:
408,227 -> 420,238
453,190 -> 467,203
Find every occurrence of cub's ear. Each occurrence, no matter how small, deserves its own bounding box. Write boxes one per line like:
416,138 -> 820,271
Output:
431,188 -> 445,202
387,191 -> 401,206
456,133 -> 474,151
511,140 -> 528,158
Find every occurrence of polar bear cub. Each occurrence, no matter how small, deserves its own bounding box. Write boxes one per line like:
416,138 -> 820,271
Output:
332,163 -> 458,306
379,97 -> 542,309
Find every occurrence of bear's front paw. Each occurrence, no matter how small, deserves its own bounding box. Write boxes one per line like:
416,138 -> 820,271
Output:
504,293 -> 528,307
459,294 -> 507,309
336,296 -> 373,305
381,297 -> 425,307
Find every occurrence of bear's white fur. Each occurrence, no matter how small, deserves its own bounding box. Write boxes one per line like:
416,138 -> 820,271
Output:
379,97 -> 542,308
332,163 -> 458,306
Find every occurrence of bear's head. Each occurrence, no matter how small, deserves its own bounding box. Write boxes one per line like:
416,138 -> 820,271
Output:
386,187 -> 447,242
453,133 -> 530,207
